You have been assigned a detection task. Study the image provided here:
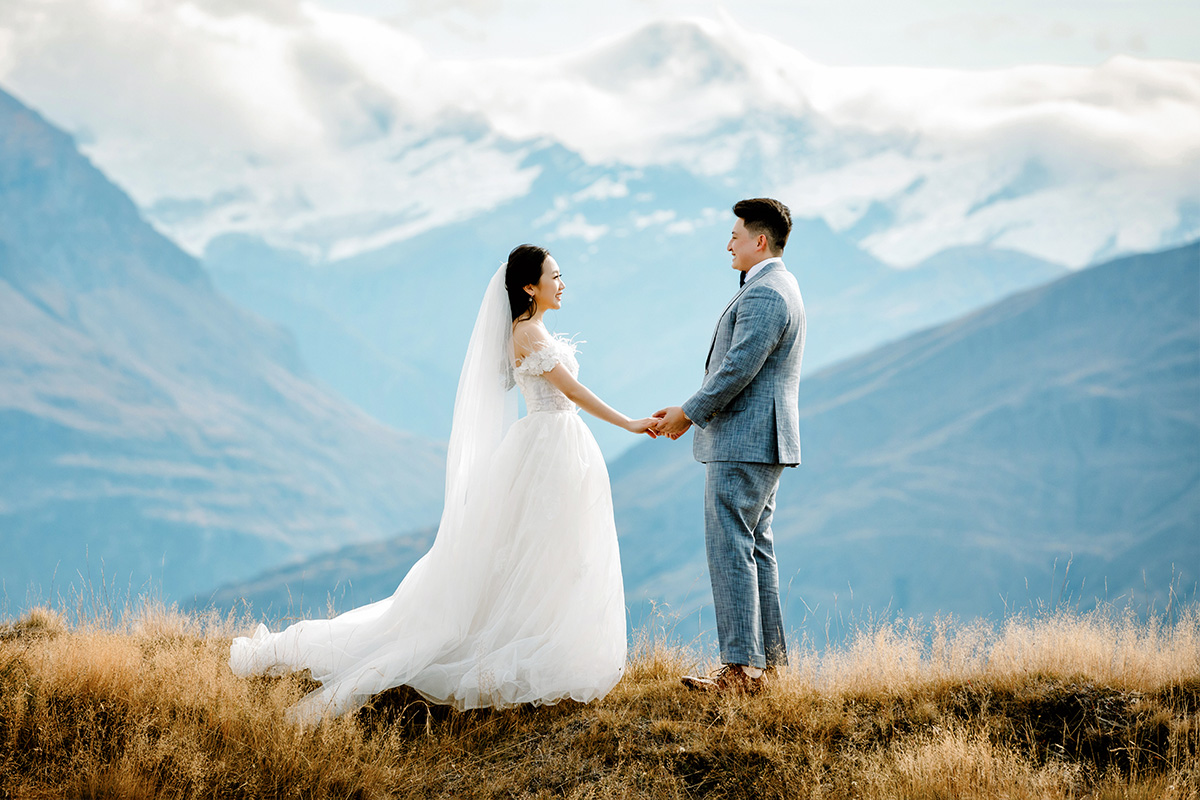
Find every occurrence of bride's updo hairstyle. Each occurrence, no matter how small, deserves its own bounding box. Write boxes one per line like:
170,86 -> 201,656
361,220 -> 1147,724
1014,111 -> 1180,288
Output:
506,244 -> 550,323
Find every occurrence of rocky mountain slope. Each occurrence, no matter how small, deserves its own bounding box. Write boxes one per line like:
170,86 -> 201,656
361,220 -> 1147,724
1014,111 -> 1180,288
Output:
0,88 -> 445,604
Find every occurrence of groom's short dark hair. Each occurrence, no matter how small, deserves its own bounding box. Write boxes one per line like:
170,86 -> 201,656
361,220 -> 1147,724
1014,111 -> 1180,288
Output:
734,198 -> 791,254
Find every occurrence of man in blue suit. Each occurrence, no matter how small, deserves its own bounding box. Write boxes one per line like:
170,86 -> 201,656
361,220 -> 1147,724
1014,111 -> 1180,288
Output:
654,197 -> 806,693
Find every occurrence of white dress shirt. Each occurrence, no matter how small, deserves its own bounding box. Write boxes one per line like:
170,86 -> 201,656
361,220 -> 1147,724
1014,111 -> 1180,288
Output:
742,256 -> 783,286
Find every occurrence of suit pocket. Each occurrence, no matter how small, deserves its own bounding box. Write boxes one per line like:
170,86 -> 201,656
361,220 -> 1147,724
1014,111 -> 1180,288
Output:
726,392 -> 749,413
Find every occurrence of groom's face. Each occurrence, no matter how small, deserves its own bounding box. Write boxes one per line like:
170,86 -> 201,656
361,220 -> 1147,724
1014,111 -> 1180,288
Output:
728,217 -> 765,274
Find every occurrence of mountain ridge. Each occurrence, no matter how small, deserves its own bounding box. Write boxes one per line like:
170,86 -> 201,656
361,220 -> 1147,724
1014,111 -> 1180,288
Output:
0,87 -> 447,604
197,240 -> 1200,632
205,148 -> 1068,459
612,240 -> 1200,632
4,14 -> 1195,266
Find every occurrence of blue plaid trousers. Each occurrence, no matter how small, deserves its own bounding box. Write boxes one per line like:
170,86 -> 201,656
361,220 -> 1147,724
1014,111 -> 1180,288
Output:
704,460 -> 788,669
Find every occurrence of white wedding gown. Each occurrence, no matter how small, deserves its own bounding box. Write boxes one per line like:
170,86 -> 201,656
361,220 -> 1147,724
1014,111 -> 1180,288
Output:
229,334 -> 627,721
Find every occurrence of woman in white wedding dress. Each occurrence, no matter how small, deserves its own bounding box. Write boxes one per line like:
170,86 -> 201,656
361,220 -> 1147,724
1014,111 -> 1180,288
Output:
229,245 -> 658,722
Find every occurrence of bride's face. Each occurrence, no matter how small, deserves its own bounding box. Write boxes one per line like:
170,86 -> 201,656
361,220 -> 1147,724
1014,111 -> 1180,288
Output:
527,256 -> 565,312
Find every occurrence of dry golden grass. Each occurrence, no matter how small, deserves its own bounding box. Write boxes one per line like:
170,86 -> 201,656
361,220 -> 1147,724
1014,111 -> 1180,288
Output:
1,602 -> 1197,799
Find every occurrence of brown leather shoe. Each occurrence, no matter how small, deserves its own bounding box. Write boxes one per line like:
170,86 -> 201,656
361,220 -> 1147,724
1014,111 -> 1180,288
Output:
681,664 -> 763,694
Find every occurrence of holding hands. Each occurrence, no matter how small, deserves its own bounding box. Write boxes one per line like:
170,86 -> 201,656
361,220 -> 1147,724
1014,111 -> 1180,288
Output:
624,417 -> 661,438
651,406 -> 692,440
621,408 -> 691,440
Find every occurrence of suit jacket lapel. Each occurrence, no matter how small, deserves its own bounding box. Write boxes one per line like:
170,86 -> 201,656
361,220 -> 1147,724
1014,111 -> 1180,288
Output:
704,262 -> 785,370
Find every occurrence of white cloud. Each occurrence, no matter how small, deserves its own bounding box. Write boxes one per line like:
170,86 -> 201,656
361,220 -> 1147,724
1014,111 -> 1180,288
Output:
0,0 -> 530,258
776,54 -> 1200,264
315,0 -> 1200,68
573,177 -> 629,202
549,214 -> 609,243
0,4 -> 1196,267
634,209 -> 676,229
0,28 -> 14,76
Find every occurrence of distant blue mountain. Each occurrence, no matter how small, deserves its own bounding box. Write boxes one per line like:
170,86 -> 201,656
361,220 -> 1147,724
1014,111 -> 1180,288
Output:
612,241 -> 1200,638
205,140 -> 1066,459
199,242 -> 1198,637
0,88 -> 446,607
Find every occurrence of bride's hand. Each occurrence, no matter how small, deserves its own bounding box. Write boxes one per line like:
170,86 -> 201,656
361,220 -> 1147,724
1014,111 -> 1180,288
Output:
625,417 -> 659,438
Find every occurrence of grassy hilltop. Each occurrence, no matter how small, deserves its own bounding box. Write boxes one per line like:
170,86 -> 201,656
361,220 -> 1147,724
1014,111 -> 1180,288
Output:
1,602 -> 1197,799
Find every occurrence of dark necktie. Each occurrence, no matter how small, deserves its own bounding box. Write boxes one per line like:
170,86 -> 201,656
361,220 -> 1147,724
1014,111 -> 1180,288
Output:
739,271 -> 746,287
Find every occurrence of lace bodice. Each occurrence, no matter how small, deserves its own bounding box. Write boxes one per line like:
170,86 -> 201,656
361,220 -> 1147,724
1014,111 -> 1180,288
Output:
513,336 -> 579,413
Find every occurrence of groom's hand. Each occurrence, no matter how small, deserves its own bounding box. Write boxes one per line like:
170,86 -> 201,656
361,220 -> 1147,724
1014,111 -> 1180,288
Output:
652,406 -> 692,439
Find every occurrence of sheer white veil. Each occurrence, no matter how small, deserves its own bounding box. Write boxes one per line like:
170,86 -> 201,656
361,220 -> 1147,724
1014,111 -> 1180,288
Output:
443,264 -> 518,515
231,262 -> 626,722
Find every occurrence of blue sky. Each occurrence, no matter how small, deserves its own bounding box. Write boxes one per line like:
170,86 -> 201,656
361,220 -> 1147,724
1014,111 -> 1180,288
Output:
319,0 -> 1200,67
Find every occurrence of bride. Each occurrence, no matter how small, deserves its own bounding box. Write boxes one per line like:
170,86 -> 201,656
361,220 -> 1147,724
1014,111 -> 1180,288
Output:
229,244 -> 658,721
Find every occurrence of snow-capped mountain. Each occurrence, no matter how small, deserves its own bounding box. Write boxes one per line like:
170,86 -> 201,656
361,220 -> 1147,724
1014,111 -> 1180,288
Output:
202,147 -> 1067,458
1,9 -> 1196,268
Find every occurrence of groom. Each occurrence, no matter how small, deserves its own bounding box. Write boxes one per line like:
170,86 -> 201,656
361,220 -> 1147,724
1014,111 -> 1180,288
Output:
654,197 -> 805,693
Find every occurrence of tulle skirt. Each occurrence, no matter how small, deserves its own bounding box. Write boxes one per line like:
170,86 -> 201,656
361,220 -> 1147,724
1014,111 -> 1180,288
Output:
229,409 -> 626,721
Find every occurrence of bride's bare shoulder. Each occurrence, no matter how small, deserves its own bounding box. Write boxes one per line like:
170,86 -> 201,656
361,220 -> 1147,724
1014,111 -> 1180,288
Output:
512,320 -> 551,360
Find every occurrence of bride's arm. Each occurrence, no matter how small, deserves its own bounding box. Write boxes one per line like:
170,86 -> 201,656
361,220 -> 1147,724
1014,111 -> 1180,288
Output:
542,366 -> 657,435
514,323 -> 655,435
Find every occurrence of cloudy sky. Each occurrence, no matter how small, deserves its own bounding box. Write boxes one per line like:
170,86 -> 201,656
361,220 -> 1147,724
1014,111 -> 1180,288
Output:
1,0 -> 1196,268
320,0 -> 1199,67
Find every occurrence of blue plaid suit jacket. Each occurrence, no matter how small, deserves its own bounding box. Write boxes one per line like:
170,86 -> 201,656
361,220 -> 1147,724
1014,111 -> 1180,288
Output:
682,261 -> 805,466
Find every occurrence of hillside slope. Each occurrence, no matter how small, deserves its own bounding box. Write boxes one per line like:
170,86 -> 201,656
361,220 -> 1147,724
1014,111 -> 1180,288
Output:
613,241 -> 1200,631
0,88 -> 445,603
202,243 -> 1198,630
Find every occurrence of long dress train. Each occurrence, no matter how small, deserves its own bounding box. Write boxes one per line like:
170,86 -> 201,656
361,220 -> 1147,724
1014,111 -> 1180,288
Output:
229,333 -> 626,721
